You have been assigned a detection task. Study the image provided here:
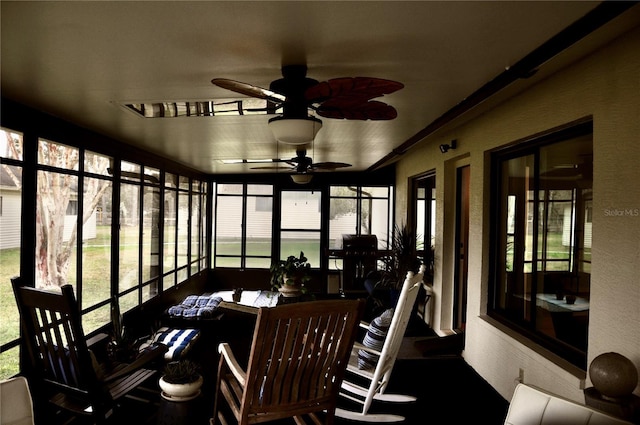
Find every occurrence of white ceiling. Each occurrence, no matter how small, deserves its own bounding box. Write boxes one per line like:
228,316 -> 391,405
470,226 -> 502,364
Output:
2,1 -> 637,175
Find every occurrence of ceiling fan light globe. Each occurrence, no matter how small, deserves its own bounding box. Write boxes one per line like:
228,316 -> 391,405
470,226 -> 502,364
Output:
268,116 -> 322,145
291,174 -> 313,184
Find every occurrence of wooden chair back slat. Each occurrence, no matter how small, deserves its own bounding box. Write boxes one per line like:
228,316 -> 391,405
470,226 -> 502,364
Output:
215,298 -> 365,424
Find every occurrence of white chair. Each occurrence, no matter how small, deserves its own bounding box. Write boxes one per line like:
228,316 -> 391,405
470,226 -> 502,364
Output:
336,264 -> 426,422
1,376 -> 35,425
505,383 -> 632,425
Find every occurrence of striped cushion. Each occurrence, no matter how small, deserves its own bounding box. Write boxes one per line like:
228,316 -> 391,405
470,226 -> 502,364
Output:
357,308 -> 394,370
139,327 -> 201,361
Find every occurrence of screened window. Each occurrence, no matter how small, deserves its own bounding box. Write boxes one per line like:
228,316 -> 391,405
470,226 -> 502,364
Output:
0,128 -> 23,379
0,124 -> 208,380
214,183 -> 273,268
490,122 -> 592,368
81,151 -> 113,333
280,190 -> 321,267
328,185 -> 393,270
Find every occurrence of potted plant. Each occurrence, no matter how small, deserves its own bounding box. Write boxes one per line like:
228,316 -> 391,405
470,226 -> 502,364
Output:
376,223 -> 423,305
159,359 -> 203,401
270,251 -> 311,297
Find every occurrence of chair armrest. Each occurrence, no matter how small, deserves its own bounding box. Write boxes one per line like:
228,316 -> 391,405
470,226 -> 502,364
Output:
218,343 -> 247,387
103,343 -> 168,383
353,341 -> 382,356
86,333 -> 110,348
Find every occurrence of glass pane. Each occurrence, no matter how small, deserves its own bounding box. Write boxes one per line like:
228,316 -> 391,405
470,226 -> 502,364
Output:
121,161 -> 141,181
217,183 -> 242,195
200,182 -> 208,265
281,191 -> 321,229
119,182 -> 140,294
165,172 -> 178,188
163,272 -> 175,288
280,231 -> 320,267
361,186 -> 389,198
38,139 -> 79,170
177,192 -> 189,267
163,188 -> 177,273
329,197 -> 357,247
216,196 -> 242,256
1,128 -> 23,160
179,175 -> 190,190
245,257 -> 271,268
0,166 -> 21,350
82,178 -> 112,309
330,186 -> 357,197
144,166 -> 160,183
36,170 -> 78,289
246,195 -> 272,257
0,347 -> 19,380
190,190 -> 200,261
142,185 -> 160,282
177,267 -> 188,284
85,151 -> 112,176
83,304 -> 110,335
143,281 -> 157,303
119,291 -> 138,314
494,130 -> 592,360
364,198 -> 390,240
215,256 -> 241,268
247,184 -> 273,195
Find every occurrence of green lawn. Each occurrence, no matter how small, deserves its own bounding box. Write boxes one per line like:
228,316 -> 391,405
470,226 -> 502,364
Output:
0,227 -> 319,379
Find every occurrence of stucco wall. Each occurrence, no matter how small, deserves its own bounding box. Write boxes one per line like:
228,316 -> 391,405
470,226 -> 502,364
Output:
394,26 -> 640,403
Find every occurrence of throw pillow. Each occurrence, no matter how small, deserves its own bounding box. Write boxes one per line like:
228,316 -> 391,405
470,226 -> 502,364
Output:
357,308 -> 394,370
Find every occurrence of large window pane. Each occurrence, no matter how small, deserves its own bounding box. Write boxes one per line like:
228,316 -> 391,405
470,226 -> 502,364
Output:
246,195 -> 272,257
281,191 -> 321,267
164,188 -> 177,274
329,196 -> 357,247
281,191 -> 321,230
142,185 -> 160,283
82,178 -> 112,311
119,182 -> 140,301
491,125 -> 592,368
36,170 -> 78,289
216,196 -> 242,256
190,183 -> 201,265
280,231 -> 321,267
177,191 -> 189,268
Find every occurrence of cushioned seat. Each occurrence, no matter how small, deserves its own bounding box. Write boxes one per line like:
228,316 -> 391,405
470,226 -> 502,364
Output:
139,327 -> 201,361
1,376 -> 34,425
504,383 -> 632,425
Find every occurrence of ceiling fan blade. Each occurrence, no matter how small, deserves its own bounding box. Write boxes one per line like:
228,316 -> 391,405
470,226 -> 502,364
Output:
212,78 -> 286,104
250,165 -> 294,170
316,99 -> 398,120
305,77 -> 404,103
310,162 -> 352,171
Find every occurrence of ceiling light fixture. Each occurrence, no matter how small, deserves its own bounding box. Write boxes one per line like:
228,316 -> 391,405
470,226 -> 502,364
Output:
439,139 -> 457,154
290,173 -> 313,184
268,116 -> 322,145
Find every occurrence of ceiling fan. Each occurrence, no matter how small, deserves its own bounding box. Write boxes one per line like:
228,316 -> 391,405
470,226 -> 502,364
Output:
251,148 -> 351,172
212,64 -> 404,144
250,148 -> 351,184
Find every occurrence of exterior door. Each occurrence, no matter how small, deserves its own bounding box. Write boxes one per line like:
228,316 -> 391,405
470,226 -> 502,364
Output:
454,165 -> 470,332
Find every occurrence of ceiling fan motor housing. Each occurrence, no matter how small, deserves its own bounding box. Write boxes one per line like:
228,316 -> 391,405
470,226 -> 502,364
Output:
270,65 -> 318,118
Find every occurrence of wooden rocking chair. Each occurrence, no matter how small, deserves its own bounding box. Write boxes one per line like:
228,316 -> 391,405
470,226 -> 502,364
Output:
336,265 -> 426,422
11,277 -> 167,424
211,299 -> 365,425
